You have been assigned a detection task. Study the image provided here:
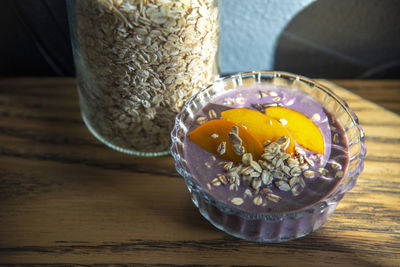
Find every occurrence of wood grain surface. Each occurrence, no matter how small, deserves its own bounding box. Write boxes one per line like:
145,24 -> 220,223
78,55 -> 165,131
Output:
0,78 -> 399,266
333,80 -> 400,115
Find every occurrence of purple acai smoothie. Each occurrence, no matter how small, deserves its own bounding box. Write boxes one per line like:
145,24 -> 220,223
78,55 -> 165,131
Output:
184,84 -> 349,214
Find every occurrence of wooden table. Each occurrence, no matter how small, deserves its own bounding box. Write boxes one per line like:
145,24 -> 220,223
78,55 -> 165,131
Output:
0,78 -> 399,266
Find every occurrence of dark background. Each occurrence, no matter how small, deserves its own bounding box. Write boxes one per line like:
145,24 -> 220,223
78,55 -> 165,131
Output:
1,0 -> 400,78
1,0 -> 74,76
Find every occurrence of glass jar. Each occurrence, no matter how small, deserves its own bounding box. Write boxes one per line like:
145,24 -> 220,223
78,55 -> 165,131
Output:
67,0 -> 219,156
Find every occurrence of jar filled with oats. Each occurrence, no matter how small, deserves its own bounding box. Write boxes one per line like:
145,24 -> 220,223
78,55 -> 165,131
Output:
67,0 -> 219,156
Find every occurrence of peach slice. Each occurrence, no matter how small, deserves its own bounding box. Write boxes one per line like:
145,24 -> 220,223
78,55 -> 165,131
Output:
188,119 -> 264,163
265,106 -> 324,155
221,108 -> 295,155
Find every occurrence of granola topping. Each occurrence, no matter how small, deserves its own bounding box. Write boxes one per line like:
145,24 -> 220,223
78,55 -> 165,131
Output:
208,130 -> 330,206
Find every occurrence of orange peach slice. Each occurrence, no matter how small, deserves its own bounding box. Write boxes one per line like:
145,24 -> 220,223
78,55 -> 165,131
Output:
188,119 -> 264,163
265,106 -> 324,155
221,108 -> 295,155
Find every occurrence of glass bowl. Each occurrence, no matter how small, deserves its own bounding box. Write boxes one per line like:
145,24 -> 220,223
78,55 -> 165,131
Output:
170,71 -> 366,242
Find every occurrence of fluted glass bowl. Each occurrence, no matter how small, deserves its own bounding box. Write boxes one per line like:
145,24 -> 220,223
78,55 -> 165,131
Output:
170,71 -> 366,242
